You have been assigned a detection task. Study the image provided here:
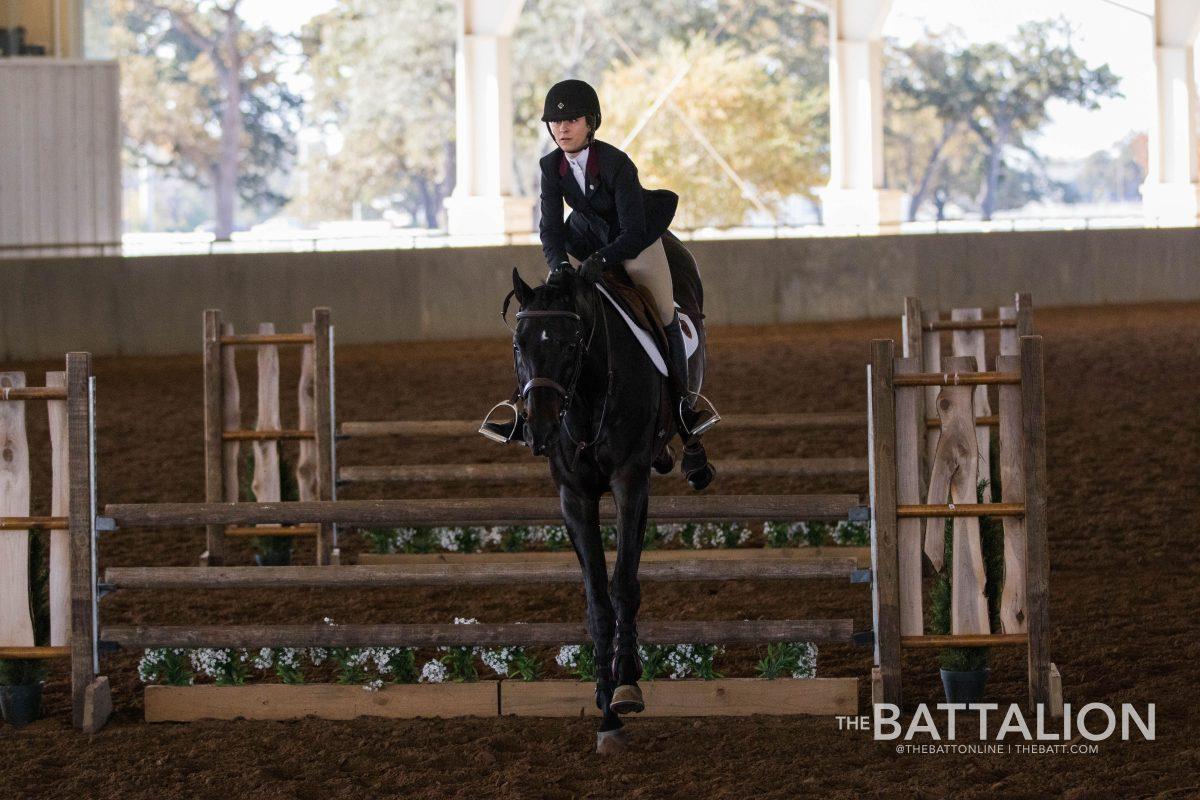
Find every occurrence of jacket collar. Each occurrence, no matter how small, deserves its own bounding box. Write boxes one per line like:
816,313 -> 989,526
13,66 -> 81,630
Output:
558,143 -> 600,178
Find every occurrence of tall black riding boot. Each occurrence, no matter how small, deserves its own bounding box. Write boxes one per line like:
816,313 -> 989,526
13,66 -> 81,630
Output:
663,312 -> 717,440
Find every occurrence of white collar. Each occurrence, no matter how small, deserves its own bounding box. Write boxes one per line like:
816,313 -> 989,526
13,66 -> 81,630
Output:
564,145 -> 589,170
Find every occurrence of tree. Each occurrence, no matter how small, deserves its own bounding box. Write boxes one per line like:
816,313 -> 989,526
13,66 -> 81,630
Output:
298,0 -> 456,227
601,34 -> 826,228
510,0 -> 830,211
114,0 -> 301,237
887,18 -> 1122,220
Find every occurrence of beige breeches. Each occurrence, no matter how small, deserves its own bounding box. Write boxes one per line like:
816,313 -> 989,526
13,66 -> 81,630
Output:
567,237 -> 675,325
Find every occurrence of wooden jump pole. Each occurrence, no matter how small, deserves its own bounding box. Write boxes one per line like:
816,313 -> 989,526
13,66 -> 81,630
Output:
338,412 -> 866,439
102,494 -> 864,528
337,457 -> 868,485
104,557 -> 860,589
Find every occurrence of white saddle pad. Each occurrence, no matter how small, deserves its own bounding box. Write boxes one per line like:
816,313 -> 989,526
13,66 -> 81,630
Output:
594,285 -> 698,377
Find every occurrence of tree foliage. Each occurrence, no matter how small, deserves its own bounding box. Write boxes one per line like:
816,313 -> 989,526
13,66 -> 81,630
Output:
886,18 -> 1122,220
114,0 -> 302,236
297,0 -> 456,226
602,34 -> 826,228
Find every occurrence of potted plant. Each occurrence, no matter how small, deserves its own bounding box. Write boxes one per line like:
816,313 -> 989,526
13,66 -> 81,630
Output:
1,528 -> 50,727
929,477 -> 1005,704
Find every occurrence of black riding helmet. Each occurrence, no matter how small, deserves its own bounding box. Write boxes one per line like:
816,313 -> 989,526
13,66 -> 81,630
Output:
541,79 -> 602,144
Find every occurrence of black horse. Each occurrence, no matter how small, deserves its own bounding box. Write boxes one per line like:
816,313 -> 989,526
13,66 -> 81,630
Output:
506,264 -> 711,752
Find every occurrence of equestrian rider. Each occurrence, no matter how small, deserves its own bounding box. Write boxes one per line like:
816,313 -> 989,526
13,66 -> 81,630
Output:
481,78 -> 718,445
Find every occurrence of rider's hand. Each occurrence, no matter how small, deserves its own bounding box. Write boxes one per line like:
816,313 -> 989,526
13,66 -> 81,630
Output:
578,253 -> 606,283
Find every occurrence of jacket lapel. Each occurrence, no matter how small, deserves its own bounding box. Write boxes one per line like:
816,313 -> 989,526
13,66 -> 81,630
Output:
558,152 -> 588,208
584,145 -> 601,200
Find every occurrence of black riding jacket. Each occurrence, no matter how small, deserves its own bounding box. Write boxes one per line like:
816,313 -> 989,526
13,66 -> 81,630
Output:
538,139 -> 678,269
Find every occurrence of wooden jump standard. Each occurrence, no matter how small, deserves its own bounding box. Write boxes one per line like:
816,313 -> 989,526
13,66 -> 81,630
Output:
868,333 -> 1062,716
0,354 -> 109,732
202,308 -> 336,567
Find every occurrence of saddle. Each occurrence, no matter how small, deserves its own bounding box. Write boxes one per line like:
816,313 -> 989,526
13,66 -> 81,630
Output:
597,230 -> 705,392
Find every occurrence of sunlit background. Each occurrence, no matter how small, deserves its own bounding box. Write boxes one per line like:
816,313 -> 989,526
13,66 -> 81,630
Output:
3,0 -> 1193,255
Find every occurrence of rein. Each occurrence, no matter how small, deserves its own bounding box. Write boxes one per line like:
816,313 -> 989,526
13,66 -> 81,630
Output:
502,281 -> 615,471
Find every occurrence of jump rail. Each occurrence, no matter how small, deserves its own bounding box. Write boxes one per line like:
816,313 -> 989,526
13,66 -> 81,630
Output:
337,457 -> 868,484
102,494 -> 866,528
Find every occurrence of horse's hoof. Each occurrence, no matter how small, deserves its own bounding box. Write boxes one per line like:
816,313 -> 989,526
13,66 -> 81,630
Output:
686,462 -> 716,492
609,684 -> 645,715
652,443 -> 675,475
596,727 -> 631,754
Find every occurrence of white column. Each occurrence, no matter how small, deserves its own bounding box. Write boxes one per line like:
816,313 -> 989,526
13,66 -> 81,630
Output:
445,0 -> 534,236
1142,0 -> 1200,223
819,0 -> 902,230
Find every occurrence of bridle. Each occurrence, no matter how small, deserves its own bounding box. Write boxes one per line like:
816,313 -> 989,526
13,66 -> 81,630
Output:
501,278 -> 614,469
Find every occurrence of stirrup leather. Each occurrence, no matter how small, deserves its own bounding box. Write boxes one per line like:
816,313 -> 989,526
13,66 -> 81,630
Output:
478,400 -> 521,443
679,391 -> 721,438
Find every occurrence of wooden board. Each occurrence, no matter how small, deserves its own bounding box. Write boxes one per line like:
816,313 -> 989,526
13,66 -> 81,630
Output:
145,682 -> 499,722
339,457 -> 868,484
104,557 -> 858,589
296,322 -> 318,502
951,309 -> 993,501
0,371 -> 34,648
340,412 -> 864,439
924,356 -> 989,634
105,494 -> 863,527
893,357 -> 923,637
252,323 -> 282,541
358,547 -> 872,567
996,354 -> 1028,633
501,678 -> 858,717
47,371 -> 71,647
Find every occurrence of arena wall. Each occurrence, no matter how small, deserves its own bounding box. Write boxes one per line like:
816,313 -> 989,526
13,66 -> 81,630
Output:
4,227 -> 1198,359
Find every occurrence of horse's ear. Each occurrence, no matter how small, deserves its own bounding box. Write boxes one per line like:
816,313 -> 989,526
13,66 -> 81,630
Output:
512,267 -> 534,306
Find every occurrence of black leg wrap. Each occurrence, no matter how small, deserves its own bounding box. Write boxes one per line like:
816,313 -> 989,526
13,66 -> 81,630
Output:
682,441 -> 716,491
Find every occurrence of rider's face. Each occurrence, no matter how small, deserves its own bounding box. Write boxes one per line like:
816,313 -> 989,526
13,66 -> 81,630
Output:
550,116 -> 589,152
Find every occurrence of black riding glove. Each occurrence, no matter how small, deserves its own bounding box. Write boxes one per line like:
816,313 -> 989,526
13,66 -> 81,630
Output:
578,253 -> 607,283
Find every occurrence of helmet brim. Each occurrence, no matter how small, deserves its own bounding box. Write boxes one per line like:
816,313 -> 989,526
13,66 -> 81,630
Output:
541,109 -> 588,123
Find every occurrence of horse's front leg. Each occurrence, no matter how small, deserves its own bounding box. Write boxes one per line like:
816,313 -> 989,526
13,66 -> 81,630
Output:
559,484 -> 623,740
608,467 -> 650,715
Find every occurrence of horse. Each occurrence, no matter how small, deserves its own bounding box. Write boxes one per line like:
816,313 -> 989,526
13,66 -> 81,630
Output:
504,263 -> 711,752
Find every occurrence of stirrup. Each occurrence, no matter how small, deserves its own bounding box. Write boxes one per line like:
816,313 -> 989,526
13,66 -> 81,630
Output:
478,400 -> 521,443
679,391 -> 721,438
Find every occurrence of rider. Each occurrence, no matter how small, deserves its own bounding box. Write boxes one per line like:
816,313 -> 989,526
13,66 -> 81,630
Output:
481,78 -> 718,446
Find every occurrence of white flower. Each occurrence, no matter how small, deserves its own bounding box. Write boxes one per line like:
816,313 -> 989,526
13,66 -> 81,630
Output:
481,647 -> 511,676
363,678 -> 385,692
437,527 -> 459,552
453,617 -> 478,626
253,648 -> 274,671
792,642 -> 818,679
556,645 -> 581,669
480,526 -> 503,547
308,647 -> 328,666
420,660 -> 448,684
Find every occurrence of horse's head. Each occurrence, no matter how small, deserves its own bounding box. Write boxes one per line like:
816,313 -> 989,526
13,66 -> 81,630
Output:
510,266 -> 589,456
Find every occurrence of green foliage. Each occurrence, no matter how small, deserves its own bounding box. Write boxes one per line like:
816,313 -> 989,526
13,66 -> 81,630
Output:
556,645 -> 597,682
637,645 -> 673,681
137,649 -> 193,686
756,642 -> 818,680
440,647 -> 479,683
500,525 -> 530,552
